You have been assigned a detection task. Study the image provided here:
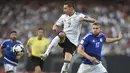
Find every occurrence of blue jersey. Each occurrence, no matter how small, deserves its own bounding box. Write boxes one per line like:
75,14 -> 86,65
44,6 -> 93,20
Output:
80,32 -> 106,64
1,39 -> 22,66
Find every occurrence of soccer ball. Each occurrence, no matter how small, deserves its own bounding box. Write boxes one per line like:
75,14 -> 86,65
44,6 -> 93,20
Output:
13,44 -> 24,56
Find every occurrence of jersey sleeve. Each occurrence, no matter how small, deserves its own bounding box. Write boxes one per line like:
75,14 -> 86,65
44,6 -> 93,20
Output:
1,41 -> 6,49
17,40 -> 23,44
80,36 -> 90,47
79,13 -> 89,18
55,15 -> 64,26
27,38 -> 34,45
80,32 -> 92,47
100,33 -> 106,42
80,38 -> 89,47
102,34 -> 106,42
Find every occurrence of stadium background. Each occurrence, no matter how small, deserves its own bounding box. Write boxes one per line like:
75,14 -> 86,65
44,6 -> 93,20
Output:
0,0 -> 130,73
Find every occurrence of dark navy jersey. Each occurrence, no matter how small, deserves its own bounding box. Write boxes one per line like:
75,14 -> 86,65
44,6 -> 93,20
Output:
1,39 -> 22,66
80,32 -> 106,64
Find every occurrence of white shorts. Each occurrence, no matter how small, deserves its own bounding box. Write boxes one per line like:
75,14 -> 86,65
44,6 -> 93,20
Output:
4,64 -> 17,73
77,62 -> 107,73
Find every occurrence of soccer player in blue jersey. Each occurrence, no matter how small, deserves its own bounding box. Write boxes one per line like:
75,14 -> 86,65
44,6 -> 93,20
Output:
77,23 -> 123,73
0,31 -> 23,73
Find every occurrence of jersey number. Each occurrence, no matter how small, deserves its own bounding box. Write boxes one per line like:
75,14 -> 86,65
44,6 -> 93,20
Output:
96,42 -> 100,48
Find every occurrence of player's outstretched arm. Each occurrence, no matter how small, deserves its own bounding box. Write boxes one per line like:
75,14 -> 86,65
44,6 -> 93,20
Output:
77,45 -> 97,62
80,17 -> 96,23
26,42 -> 32,57
105,32 -> 123,43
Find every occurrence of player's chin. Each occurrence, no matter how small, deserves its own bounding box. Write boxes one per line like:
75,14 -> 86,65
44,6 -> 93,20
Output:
64,12 -> 68,15
94,33 -> 99,36
93,32 -> 97,35
12,37 -> 17,40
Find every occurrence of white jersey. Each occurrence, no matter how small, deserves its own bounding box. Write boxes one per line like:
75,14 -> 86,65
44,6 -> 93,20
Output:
55,12 -> 87,46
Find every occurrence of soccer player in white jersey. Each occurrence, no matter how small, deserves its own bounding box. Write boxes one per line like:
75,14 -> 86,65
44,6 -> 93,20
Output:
77,23 -> 123,73
40,1 -> 96,73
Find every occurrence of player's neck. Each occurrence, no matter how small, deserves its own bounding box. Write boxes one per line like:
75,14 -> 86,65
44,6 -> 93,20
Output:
94,34 -> 100,37
37,36 -> 42,40
10,39 -> 16,42
69,10 -> 75,16
92,32 -> 100,37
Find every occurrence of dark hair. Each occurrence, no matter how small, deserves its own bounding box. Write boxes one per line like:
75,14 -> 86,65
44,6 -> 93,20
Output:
38,28 -> 44,31
93,23 -> 101,26
11,31 -> 17,34
64,1 -> 75,8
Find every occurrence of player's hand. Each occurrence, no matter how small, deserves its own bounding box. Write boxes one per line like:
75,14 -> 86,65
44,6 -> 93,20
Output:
28,52 -> 32,57
88,56 -> 97,63
52,25 -> 58,32
93,21 -> 98,24
16,53 -> 24,60
40,54 -> 47,60
16,55 -> 23,60
16,55 -> 21,59
118,32 -> 123,40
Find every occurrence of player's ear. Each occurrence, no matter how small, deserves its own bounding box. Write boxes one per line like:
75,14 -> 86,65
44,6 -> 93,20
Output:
100,27 -> 103,32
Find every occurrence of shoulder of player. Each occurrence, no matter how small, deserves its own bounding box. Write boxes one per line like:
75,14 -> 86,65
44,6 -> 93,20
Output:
77,12 -> 83,15
42,37 -> 50,42
61,12 -> 80,16
60,14 -> 66,17
83,32 -> 93,39
77,12 -> 89,18
29,37 -> 36,40
98,33 -> 105,37
2,39 -> 10,43
76,12 -> 85,16
16,40 -> 22,44
62,12 -> 83,17
27,37 -> 36,42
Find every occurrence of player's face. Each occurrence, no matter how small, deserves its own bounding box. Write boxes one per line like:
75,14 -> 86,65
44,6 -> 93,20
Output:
92,25 -> 101,36
63,5 -> 73,15
10,33 -> 17,40
38,30 -> 44,37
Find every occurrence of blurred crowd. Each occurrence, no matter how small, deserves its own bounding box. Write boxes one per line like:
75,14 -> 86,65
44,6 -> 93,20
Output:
0,0 -> 130,56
